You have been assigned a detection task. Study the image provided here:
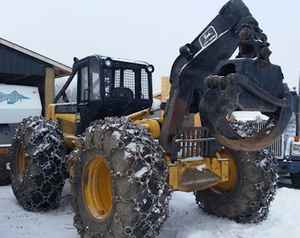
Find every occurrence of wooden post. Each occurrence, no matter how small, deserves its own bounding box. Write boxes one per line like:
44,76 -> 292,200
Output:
160,76 -> 170,119
161,76 -> 171,102
45,67 -> 55,117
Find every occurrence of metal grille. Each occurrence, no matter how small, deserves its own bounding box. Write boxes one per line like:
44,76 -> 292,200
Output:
123,69 -> 136,97
141,69 -> 149,99
105,67 -> 150,100
257,122 -> 284,159
114,70 -> 121,88
177,123 -> 284,159
177,127 -> 210,158
268,137 -> 284,159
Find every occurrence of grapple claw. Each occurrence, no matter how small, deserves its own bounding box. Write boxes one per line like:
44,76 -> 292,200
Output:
199,62 -> 293,151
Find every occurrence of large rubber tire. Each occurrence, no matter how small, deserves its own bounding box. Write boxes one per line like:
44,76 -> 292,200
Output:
0,157 -> 11,186
71,117 -> 170,238
291,172 -> 300,189
10,117 -> 66,211
194,150 -> 278,224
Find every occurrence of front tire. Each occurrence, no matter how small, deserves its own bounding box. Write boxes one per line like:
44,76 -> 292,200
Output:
10,117 -> 66,211
194,150 -> 277,223
71,117 -> 170,238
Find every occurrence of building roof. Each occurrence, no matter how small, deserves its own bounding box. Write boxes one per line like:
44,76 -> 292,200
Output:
0,37 -> 72,78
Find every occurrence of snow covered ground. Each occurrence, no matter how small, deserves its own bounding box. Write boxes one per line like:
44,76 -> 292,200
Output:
0,184 -> 300,238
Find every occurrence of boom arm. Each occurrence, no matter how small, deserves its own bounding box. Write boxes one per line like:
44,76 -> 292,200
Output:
160,0 -> 292,159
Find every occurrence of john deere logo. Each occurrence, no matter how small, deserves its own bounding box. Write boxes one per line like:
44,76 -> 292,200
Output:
199,25 -> 218,48
0,90 -> 30,104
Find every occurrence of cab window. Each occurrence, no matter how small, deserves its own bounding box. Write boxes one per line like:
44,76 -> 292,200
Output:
90,59 -> 101,100
80,66 -> 89,101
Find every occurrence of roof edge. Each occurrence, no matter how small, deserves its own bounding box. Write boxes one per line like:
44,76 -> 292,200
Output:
0,37 -> 72,77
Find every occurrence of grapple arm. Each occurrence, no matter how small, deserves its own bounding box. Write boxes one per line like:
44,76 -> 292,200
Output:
160,0 -> 292,158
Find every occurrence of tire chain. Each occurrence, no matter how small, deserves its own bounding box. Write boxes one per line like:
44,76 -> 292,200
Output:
230,119 -> 279,223
11,116 -> 66,211
196,119 -> 278,223
230,120 -> 275,138
71,117 -> 171,238
195,149 -> 278,223
252,149 -> 278,223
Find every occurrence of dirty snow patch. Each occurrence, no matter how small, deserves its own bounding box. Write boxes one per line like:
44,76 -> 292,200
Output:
181,156 -> 204,162
1,185 -> 300,238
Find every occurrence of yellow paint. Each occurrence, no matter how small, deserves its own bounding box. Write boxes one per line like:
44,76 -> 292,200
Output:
168,155 -> 230,192
160,76 -> 171,119
194,113 -> 201,127
55,113 -> 77,135
45,68 -> 55,117
134,118 -> 161,139
47,104 -> 56,121
213,151 -> 238,192
82,155 -> 113,220
161,76 -> 171,102
127,109 -> 150,121
16,144 -> 28,180
47,104 -> 79,148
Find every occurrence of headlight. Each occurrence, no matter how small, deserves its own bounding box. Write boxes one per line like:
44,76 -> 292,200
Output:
147,65 -> 154,73
105,58 -> 112,67
291,142 -> 300,156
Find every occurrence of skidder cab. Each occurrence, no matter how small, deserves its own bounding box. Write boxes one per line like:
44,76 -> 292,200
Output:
48,55 -> 154,141
10,1 -> 296,238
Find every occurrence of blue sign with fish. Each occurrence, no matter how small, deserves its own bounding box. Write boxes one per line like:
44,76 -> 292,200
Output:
0,90 -> 30,104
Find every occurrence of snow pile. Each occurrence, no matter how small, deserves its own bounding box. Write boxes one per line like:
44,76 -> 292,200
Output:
1,185 -> 300,238
159,189 -> 300,238
0,185 -> 75,238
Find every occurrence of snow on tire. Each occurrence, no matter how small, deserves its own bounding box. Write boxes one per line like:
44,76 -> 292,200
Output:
10,116 -> 66,211
195,150 -> 278,224
71,117 -> 170,238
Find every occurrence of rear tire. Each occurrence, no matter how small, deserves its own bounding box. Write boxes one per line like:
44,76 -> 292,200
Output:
10,117 -> 66,211
194,150 -> 278,223
0,158 -> 11,186
291,172 -> 300,188
71,117 -> 170,238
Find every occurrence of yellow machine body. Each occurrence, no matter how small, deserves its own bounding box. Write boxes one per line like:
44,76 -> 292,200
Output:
46,76 -> 236,193
168,156 -> 230,192
47,104 -> 78,148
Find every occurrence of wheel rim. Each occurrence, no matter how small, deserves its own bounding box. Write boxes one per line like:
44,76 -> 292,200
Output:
16,145 -> 29,181
82,155 -> 113,220
213,151 -> 238,192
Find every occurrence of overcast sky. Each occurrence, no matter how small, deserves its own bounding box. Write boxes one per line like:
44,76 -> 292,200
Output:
1,0 -> 299,92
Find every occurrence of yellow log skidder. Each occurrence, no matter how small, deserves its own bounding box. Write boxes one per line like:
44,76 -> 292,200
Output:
10,1 -> 293,238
